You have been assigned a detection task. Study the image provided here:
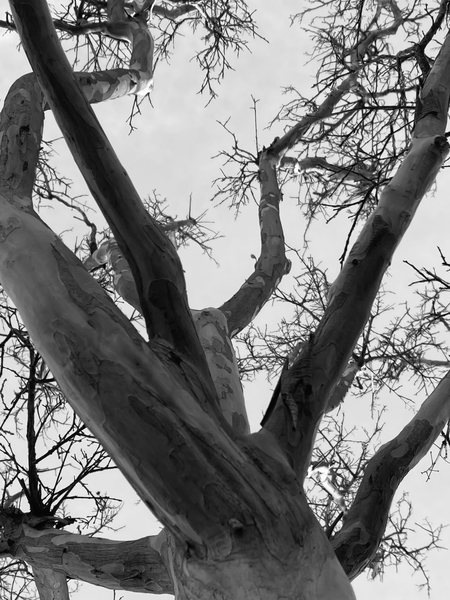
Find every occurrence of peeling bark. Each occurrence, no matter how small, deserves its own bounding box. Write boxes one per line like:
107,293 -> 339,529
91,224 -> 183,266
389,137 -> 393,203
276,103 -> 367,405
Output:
332,370 -> 450,579
0,72 -> 44,203
3,522 -> 172,594
158,519 -> 356,600
192,308 -> 250,434
32,567 -> 69,600
327,361 -> 361,412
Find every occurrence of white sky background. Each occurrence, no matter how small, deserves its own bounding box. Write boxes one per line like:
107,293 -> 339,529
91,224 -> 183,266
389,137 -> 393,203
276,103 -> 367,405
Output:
1,1 -> 450,599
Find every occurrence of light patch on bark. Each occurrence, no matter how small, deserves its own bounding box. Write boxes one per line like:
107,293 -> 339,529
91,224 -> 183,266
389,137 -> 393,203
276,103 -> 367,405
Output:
32,567 -> 69,600
192,308 -> 250,434
219,148 -> 289,336
85,241 -> 250,433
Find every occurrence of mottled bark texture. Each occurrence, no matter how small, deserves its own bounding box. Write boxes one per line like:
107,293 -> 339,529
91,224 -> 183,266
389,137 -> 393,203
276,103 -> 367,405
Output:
332,371 -> 450,578
1,517 -> 172,594
2,2 -> 355,598
85,241 -> 250,433
219,148 -> 291,337
1,0 -> 450,599
32,568 -> 70,600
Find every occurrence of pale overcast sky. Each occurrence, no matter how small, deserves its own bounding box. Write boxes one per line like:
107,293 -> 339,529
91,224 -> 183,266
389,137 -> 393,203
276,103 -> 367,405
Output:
1,2 -> 450,599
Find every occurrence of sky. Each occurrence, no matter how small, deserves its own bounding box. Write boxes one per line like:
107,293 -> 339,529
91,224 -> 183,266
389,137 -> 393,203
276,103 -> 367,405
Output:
1,1 -> 450,599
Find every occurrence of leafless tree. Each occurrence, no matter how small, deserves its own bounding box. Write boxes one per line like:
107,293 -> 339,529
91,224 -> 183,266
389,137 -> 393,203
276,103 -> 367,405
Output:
1,1 -> 450,599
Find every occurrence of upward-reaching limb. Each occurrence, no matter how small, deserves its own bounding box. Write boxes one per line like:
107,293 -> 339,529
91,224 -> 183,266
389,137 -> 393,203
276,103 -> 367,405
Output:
332,370 -> 450,579
261,27 -> 450,479
9,0 -> 219,411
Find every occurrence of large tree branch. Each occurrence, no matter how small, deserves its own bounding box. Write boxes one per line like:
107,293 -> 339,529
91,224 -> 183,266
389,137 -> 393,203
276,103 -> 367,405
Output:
192,308 -> 250,433
261,29 -> 450,479
218,148 -> 290,337
0,67 -> 241,547
0,73 -> 44,206
2,518 -> 173,595
332,370 -> 450,579
0,191 -> 253,546
57,1 -> 154,100
85,239 -> 250,433
0,193 -> 349,587
0,71 -> 351,587
9,0 -> 217,406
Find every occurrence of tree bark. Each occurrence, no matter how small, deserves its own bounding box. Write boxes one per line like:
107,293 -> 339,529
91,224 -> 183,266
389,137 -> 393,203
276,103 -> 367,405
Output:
4,1 -> 449,598
219,148 -> 290,337
332,370 -> 450,579
32,567 -> 69,600
9,0 -> 217,406
0,9 -> 357,593
262,29 -> 450,479
84,241 -> 250,433
3,521 -> 172,594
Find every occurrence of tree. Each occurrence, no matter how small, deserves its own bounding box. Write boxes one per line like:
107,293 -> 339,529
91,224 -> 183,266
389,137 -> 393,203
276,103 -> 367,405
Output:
1,0 -> 450,598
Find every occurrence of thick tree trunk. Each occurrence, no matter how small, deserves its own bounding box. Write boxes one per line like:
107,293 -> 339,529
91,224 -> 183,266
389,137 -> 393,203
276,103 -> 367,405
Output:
261,29 -> 450,477
0,7 -> 357,596
3,2 -> 450,598
160,525 -> 356,600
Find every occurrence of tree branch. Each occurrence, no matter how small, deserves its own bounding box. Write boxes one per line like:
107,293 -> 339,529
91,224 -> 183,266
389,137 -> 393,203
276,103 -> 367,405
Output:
9,0 -> 218,407
85,240 -> 250,433
332,370 -> 450,579
3,520 -> 173,595
32,567 -> 70,600
0,66 -> 238,546
153,3 -> 198,20
280,156 -> 374,184
270,1 -> 405,159
261,29 -> 450,479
